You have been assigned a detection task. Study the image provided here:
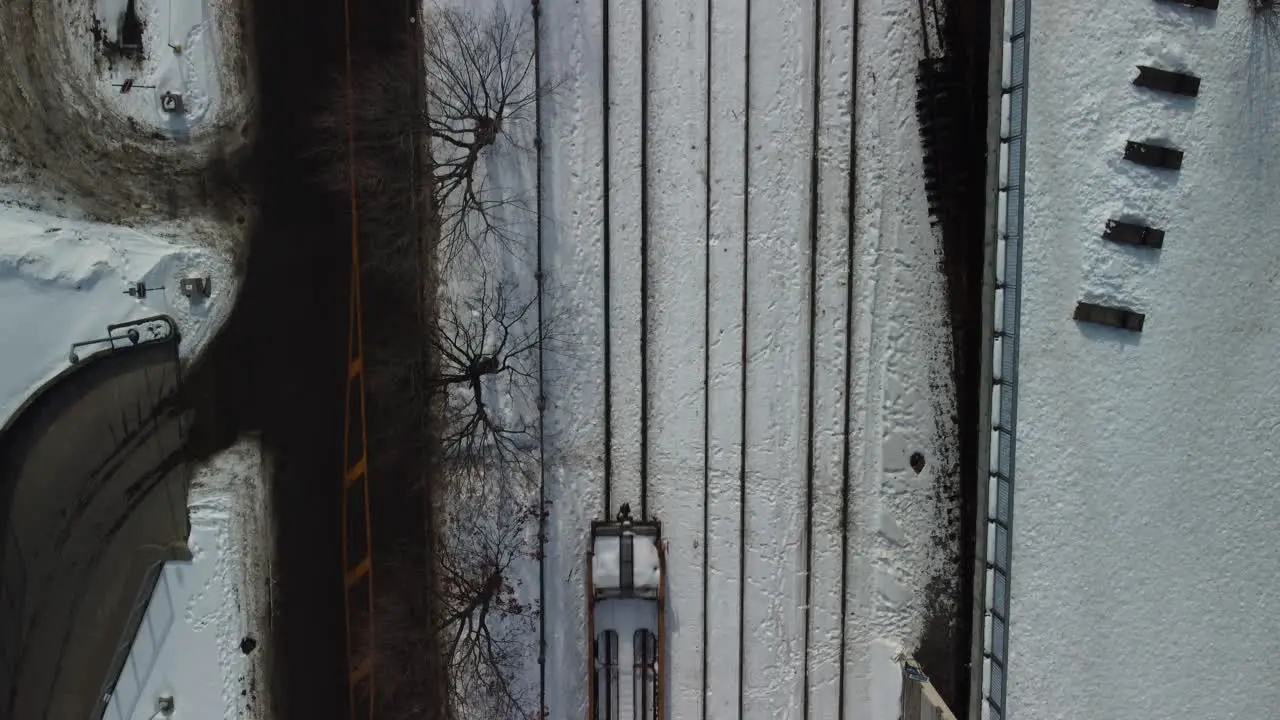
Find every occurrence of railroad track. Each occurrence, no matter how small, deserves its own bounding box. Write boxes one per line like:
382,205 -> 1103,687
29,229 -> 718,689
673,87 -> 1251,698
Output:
535,0 -> 863,714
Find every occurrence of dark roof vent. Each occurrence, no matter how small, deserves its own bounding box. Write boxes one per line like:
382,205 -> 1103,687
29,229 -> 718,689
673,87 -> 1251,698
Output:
1124,141 -> 1183,170
1133,66 -> 1201,97
1155,0 -> 1218,9
1103,219 -> 1165,249
1074,302 -> 1146,332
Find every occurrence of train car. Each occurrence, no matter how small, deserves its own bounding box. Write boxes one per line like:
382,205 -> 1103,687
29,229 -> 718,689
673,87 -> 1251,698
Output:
587,504 -> 665,720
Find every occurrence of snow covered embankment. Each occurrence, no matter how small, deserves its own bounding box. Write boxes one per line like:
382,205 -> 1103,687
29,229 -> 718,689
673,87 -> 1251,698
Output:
102,439 -> 271,720
0,203 -> 236,427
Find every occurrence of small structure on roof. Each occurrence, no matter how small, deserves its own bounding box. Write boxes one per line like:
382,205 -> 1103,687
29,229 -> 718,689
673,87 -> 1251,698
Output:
1103,219 -> 1165,249
1124,140 -> 1183,170
1074,301 -> 1146,333
179,276 -> 211,299
124,280 -> 164,299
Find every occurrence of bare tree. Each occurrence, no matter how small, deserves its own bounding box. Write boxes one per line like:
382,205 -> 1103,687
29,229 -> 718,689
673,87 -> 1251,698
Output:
425,4 -> 553,268
433,267 -> 544,472
437,487 -> 541,719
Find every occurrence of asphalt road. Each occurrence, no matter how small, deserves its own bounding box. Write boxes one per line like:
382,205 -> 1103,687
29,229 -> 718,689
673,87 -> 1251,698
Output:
0,336 -> 190,720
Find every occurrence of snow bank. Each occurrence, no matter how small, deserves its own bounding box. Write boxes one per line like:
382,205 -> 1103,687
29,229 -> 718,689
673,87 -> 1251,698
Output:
0,203 -> 236,426
1010,2 -> 1280,719
102,439 -> 270,720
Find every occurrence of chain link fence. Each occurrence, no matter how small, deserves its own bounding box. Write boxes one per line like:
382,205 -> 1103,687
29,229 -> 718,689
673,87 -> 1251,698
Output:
984,0 -> 1030,716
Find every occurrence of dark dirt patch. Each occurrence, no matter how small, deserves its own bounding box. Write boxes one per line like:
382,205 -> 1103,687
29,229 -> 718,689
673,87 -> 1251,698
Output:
914,0 -> 993,714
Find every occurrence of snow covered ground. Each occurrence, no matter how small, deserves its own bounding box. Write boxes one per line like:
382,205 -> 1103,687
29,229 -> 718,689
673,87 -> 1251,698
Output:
1007,2 -> 1280,719
526,0 -> 961,717
0,202 -> 236,427
101,439 -> 271,720
0,1 -> 252,715
0,0 -> 253,231
0,0 -> 249,432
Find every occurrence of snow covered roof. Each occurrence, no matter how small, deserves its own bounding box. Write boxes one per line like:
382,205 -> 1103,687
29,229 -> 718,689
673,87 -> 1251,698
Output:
592,530 -> 661,599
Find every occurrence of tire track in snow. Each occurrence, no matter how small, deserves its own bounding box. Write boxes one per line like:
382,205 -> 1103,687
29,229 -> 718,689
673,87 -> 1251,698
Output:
638,0 -> 651,521
800,0 -> 823,712
531,0 -> 548,714
802,0 -> 858,716
701,0 -> 713,714
837,3 -> 860,715
736,0 -> 752,711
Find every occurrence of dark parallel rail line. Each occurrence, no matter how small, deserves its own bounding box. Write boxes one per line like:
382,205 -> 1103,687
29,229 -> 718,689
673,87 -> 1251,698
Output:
530,0 -> 548,715
639,0 -> 651,521
801,0 -> 822,713
736,0 -> 751,714
601,0 -> 614,520
838,1 -> 860,716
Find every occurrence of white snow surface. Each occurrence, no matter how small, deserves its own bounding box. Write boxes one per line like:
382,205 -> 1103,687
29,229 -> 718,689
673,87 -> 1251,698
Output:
527,0 -> 958,718
1009,3 -> 1280,719
88,0 -> 247,134
592,534 -> 662,593
102,439 -> 271,720
0,202 -> 236,427
869,639 -> 906,720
